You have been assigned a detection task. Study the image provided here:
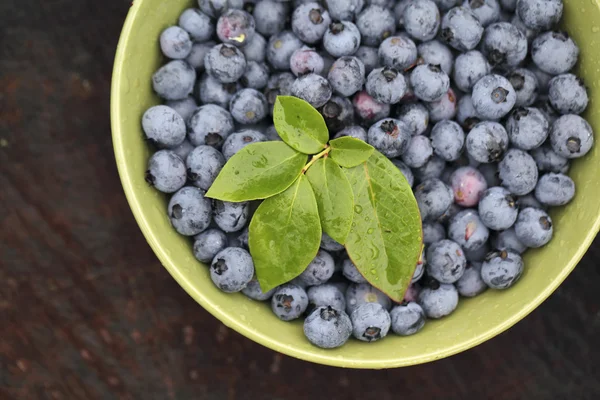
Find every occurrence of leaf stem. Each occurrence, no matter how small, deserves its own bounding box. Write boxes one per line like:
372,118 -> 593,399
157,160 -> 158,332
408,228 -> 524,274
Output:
302,145 -> 331,174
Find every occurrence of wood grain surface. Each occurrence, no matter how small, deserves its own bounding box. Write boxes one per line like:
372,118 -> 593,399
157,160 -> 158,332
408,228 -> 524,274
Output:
1,1 -> 599,399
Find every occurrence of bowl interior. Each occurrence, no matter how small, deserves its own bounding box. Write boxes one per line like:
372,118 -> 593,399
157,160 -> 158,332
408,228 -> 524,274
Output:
111,0 -> 600,368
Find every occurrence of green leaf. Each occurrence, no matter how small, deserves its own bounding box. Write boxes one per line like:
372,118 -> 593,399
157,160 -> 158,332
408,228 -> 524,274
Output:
305,157 -> 354,244
343,151 -> 423,302
329,136 -> 374,168
273,96 -> 329,154
249,175 -> 322,292
206,142 -> 307,202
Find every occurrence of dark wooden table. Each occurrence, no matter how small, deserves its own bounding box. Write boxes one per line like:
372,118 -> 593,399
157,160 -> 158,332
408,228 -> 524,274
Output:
1,1 -> 599,399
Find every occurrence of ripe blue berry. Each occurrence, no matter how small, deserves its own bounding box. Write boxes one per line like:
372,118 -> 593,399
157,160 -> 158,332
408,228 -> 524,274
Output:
440,6 -> 484,51
213,200 -> 249,233
402,0 -> 441,41
198,0 -> 243,18
505,107 -> 549,150
178,8 -> 214,42
481,22 -> 527,68
193,228 -> 228,264
205,44 -> 247,83
188,104 -> 235,148
328,56 -> 365,97
410,64 -> 450,102
390,302 -> 426,336
170,139 -> 195,161
291,73 -> 333,108
378,36 -> 418,71
530,144 -> 569,173
535,173 -> 575,206
307,284 -> 347,313
401,135 -> 434,168
516,0 -> 562,31
272,284 -> 309,321
292,2 -> 331,44
241,61 -> 270,89
456,262 -> 487,297
415,178 -> 454,221
342,258 -> 367,283
463,0 -> 501,27
356,5 -> 396,46
548,74 -> 588,115
267,30 -> 304,70
417,279 -> 459,319
222,130 -> 266,159
498,149 -> 538,195
425,88 -> 457,122
531,31 -> 579,75
186,145 -> 226,190
466,121 -> 509,163
550,114 -> 594,159
321,96 -> 355,133
367,118 -> 411,158
508,68 -> 539,107
241,32 -> 267,62
197,74 -> 240,108
355,46 -> 379,75
210,247 -> 254,292
229,88 -> 268,124
152,60 -> 196,100
323,21 -> 361,57
290,47 -> 325,76
449,209 -> 490,251
481,249 -> 523,289
168,186 -> 212,236
456,94 -> 481,130
351,303 -> 392,342
514,207 -> 553,247
242,277 -> 276,301
472,74 -> 516,119
166,96 -> 197,122
334,125 -> 368,142
304,306 -> 352,348
493,227 -> 527,253
145,150 -> 187,193
297,250 -> 335,286
142,105 -> 186,148
423,221 -> 446,244
252,0 -> 287,36
216,9 -> 256,46
397,103 -> 429,136
324,0 -> 365,21
430,120 -> 465,162
418,40 -> 454,76
345,283 -> 392,315
426,239 -> 466,283
453,50 -> 491,93
478,186 -> 518,230
160,26 -> 193,59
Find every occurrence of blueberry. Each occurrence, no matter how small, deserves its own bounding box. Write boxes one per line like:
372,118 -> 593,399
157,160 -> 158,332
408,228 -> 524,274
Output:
253,0 -> 287,36
423,221 -> 447,244
323,21 -> 361,57
378,36 -> 418,71
450,166 -> 488,207
303,306 -> 352,348
321,96 -> 355,133
197,74 -> 240,108
142,105 -> 186,148
342,258 -> 367,283
412,254 -> 426,282
426,239 -> 466,283
417,279 -> 459,318
514,207 -> 553,247
241,32 -> 267,63
535,173 -> 575,206
229,88 -> 268,124
291,73 -> 332,108
476,186 -> 518,231
324,0 -> 365,21
481,22 -> 527,68
472,74 -> 516,119
530,144 -> 569,173
145,150 -> 187,194
516,0 -> 562,31
178,8 -> 214,42
198,0 -> 243,18
498,148 -> 539,195
415,178 -> 454,221
188,104 -> 235,148
518,193 -> 545,210
505,108 -> 547,151
418,40 -> 454,76
272,283 -> 309,321
353,91 -> 391,124
463,0 -> 501,27
430,120 -> 465,162
345,283 -> 392,315
297,250 -> 335,286
240,61 -> 270,89
160,26 -> 193,59
334,126 -> 368,144
290,47 -> 325,76
510,13 -> 537,43
390,302 -> 426,336
210,247 -> 254,292
185,145 -> 225,190
410,64 -> 450,103
367,118 -> 411,158
264,72 -> 295,111
152,60 -> 196,101
508,68 -> 539,107
267,30 -> 304,70
531,32 -> 579,75
413,156 -> 447,184
222,129 -> 266,159
425,88 -> 458,122
242,277 -> 276,301
551,114 -> 594,159
170,139 -> 195,161
452,51 -> 490,93
205,44 -> 247,83
401,135 -> 434,168
216,9 -> 255,47
320,232 -> 344,252
432,0 -> 462,11
355,46 -> 379,75
456,262 -> 488,297
328,56 -> 365,97
307,284 -> 347,313
481,249 -> 523,289
466,121 -> 509,163
449,210 -> 490,252
292,2 -> 331,44
356,5 -> 396,46
193,228 -> 228,263
166,96 -> 198,123
168,186 -> 212,236
548,74 -> 588,115
213,200 -> 249,233
401,0 -> 440,41
463,241 -> 490,262
396,102 -> 429,136
456,94 -> 481,130
493,227 -> 528,253
350,303 -> 391,342
440,6 -> 484,51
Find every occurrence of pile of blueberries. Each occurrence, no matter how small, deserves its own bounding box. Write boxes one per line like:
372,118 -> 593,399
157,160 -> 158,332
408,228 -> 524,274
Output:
141,0 -> 593,349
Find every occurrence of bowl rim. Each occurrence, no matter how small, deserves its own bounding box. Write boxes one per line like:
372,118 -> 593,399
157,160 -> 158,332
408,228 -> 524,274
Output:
111,1 -> 600,369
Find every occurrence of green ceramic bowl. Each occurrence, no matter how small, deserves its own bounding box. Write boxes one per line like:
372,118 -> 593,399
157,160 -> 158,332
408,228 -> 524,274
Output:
111,0 -> 600,368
